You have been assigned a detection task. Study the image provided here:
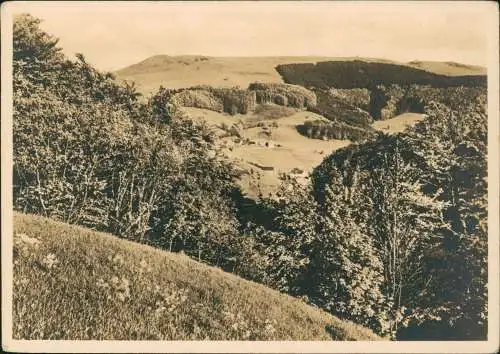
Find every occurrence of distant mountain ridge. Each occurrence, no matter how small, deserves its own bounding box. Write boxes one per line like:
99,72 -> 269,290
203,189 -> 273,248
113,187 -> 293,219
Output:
115,55 -> 486,94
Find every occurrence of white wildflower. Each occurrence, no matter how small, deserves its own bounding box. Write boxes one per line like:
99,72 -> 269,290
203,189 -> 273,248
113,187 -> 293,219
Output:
112,254 -> 124,265
15,233 -> 41,246
42,253 -> 59,269
96,278 -> 109,288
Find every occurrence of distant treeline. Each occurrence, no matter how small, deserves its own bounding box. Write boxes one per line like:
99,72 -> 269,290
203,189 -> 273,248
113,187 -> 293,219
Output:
248,82 -> 317,109
276,60 -> 486,89
169,85 -> 257,115
370,85 -> 487,120
312,84 -> 487,124
164,83 -> 318,115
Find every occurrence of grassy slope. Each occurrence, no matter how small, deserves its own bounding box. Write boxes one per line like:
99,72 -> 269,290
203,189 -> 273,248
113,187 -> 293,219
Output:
116,56 -> 333,94
12,212 -> 382,340
115,55 -> 486,95
406,60 -> 487,76
116,56 -> 361,94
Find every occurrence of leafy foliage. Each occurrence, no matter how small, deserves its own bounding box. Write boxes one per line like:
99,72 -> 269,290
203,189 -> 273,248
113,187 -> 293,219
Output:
309,90 -> 487,339
13,14 -> 241,265
397,100 -> 488,339
306,168 -> 388,334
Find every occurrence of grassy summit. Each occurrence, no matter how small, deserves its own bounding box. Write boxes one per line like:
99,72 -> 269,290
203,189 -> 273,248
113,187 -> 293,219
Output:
12,212 -> 382,340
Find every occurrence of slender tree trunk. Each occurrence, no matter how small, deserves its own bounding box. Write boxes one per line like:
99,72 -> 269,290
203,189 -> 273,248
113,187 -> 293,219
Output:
216,247 -> 221,267
169,237 -> 174,252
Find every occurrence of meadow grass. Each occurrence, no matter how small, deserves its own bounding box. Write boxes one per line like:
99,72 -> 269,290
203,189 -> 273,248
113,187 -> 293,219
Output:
252,104 -> 297,120
12,212 -> 382,340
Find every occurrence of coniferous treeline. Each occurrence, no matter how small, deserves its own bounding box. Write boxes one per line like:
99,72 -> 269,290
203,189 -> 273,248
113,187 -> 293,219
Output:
12,14 -> 487,340
276,60 -> 487,89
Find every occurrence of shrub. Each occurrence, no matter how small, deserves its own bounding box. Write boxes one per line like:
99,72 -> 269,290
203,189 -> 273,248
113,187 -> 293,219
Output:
172,89 -> 224,112
218,122 -> 244,138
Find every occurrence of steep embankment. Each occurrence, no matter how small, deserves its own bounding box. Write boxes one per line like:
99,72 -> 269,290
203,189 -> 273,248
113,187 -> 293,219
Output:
12,212 -> 382,340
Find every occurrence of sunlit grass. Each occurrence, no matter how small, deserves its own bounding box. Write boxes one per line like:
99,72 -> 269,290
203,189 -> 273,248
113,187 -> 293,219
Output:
12,212 -> 382,340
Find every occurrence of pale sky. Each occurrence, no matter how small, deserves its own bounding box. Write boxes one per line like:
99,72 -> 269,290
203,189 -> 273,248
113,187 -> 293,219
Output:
8,1 -> 495,71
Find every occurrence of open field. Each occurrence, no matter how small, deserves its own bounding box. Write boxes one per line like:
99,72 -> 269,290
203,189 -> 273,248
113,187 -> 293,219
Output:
12,212 -> 382,340
371,112 -> 425,134
116,56 -> 334,94
406,60 -> 487,76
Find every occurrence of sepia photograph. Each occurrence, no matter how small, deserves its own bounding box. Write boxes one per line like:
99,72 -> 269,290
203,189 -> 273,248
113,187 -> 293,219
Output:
1,1 -> 498,352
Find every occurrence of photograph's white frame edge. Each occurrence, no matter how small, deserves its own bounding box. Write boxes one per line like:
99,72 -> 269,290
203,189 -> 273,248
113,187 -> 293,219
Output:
486,0 -> 500,352
2,0 -> 15,351
1,1 -> 499,353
